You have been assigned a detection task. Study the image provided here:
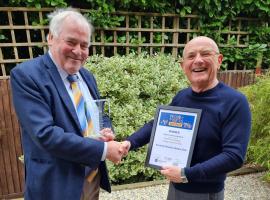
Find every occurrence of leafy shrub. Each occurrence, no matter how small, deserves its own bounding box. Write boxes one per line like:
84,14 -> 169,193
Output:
240,72 -> 270,181
85,53 -> 188,184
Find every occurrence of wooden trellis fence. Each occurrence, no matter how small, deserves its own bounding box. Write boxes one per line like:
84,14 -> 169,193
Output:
0,7 -> 260,78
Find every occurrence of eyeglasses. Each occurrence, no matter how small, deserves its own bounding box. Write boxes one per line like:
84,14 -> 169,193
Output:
184,50 -> 219,61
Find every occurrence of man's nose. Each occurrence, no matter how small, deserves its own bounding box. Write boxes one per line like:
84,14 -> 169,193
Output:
72,44 -> 82,55
193,53 -> 204,63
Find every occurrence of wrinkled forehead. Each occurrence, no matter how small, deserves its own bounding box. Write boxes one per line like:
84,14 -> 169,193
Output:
59,17 -> 91,39
65,16 -> 90,32
183,38 -> 219,56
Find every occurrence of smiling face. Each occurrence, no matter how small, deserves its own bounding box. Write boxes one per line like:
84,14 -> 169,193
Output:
47,16 -> 90,74
181,36 -> 223,92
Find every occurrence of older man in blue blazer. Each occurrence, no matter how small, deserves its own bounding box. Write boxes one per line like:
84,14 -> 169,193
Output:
10,8 -> 123,200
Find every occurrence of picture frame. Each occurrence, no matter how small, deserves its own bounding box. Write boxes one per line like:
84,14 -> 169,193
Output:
145,105 -> 202,170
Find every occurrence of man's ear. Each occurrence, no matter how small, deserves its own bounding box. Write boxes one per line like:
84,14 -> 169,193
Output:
218,54 -> 223,64
47,32 -> 53,46
217,54 -> 223,70
178,58 -> 184,69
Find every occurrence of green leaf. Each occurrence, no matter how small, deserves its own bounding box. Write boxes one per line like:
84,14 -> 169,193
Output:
0,34 -> 6,40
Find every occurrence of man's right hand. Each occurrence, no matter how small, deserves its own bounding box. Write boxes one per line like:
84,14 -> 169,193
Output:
120,140 -> 131,157
106,141 -> 123,164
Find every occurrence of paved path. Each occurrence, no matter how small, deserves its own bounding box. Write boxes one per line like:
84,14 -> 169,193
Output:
12,172 -> 270,200
100,172 -> 270,200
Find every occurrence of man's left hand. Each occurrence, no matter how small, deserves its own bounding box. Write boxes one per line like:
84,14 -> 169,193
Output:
99,128 -> 115,142
160,166 -> 182,183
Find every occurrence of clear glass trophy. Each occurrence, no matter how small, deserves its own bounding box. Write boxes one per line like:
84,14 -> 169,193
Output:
85,99 -> 110,139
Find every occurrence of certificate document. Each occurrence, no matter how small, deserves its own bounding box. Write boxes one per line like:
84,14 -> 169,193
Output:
145,105 -> 202,170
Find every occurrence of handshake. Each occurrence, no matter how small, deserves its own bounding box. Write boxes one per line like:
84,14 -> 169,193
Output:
106,140 -> 131,164
99,128 -> 131,164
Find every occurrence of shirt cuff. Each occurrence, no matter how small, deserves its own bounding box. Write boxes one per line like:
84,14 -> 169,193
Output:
101,142 -> 107,161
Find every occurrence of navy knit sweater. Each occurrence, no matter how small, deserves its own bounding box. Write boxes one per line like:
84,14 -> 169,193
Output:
127,82 -> 251,193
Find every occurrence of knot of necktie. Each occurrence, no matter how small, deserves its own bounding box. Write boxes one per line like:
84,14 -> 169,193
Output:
67,74 -> 79,83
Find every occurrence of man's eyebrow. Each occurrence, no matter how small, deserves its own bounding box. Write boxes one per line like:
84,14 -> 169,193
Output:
65,37 -> 89,44
186,48 -> 214,53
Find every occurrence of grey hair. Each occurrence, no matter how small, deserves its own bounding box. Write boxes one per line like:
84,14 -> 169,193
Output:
47,8 -> 94,38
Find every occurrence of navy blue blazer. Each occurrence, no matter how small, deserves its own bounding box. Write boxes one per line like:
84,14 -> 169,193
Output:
10,53 -> 111,200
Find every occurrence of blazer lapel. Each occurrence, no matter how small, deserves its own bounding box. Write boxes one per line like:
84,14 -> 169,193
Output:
79,69 -> 99,100
42,53 -> 82,135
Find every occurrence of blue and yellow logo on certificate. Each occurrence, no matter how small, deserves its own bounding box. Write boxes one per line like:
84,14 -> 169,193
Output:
159,112 -> 195,130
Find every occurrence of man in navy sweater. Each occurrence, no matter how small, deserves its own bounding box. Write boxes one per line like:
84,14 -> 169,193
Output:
121,36 -> 251,200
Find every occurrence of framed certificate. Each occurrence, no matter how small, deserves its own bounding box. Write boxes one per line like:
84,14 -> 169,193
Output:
145,105 -> 202,170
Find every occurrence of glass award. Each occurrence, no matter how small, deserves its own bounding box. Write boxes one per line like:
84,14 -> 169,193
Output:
85,99 -> 110,139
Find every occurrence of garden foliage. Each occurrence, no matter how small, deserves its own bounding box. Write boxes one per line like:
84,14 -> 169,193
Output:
86,53 -> 188,184
240,73 -> 270,181
1,0 -> 269,70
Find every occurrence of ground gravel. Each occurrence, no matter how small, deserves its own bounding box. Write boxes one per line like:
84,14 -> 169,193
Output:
100,172 -> 270,200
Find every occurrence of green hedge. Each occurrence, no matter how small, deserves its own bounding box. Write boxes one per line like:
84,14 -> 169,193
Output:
86,53 -> 188,184
240,73 -> 270,181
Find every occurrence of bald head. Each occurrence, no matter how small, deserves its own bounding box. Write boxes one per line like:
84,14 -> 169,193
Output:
180,36 -> 223,93
183,36 -> 220,58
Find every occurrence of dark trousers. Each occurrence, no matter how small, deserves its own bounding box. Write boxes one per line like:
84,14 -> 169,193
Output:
167,183 -> 224,200
80,170 -> 101,200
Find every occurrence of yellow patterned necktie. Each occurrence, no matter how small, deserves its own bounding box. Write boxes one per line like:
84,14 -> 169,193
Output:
67,74 -> 94,137
67,74 -> 98,182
